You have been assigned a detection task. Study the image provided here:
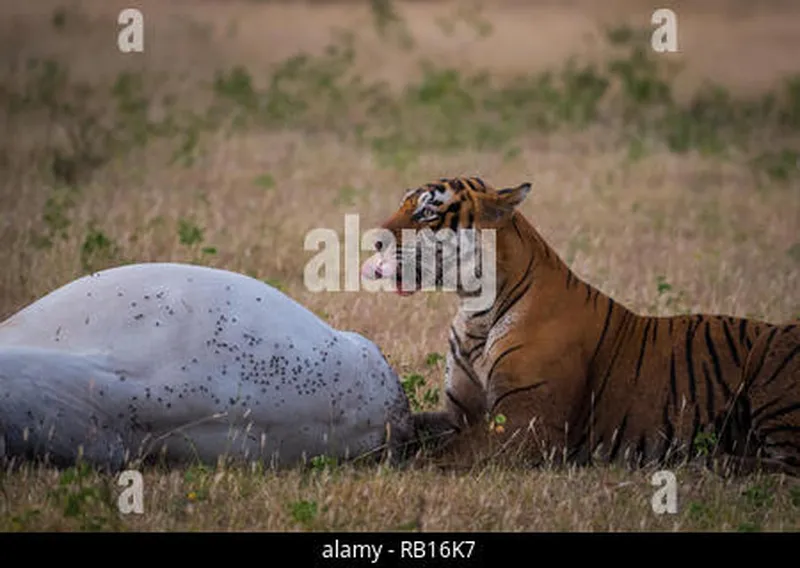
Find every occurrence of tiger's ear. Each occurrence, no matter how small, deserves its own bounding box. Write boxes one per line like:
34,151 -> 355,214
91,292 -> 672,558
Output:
481,182 -> 532,221
496,182 -> 532,208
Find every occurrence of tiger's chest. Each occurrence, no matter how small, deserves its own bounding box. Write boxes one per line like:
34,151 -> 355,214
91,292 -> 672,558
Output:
445,308 -> 521,390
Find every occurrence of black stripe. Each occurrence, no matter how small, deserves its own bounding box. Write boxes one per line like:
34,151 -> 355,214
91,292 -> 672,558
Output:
448,337 -> 482,389
652,318 -> 659,345
449,327 -> 482,385
759,424 -> 800,437
588,297 -> 616,371
753,402 -> 800,430
590,312 -> 634,416
738,319 -> 748,345
585,283 -> 592,303
746,327 -> 780,383
669,351 -> 678,406
467,341 -> 486,362
470,234 -> 535,320
538,233 -> 552,260
659,401 -> 675,463
635,434 -> 648,464
450,324 -> 467,352
512,217 -> 525,244
469,349 -> 485,364
634,319 -> 651,384
492,264 -> 534,328
668,318 -> 674,337
442,201 -> 460,218
486,345 -> 524,388
721,319 -> 742,367
750,396 -> 785,421
467,309 -> 490,324
445,390 -> 471,425
494,278 -> 533,328
450,178 -> 465,191
704,321 -> 731,398
685,319 -> 698,403
490,381 -> 547,413
566,270 -> 574,289
608,413 -> 629,461
448,212 -> 459,231
571,432 -> 589,457
763,343 -> 800,387
702,362 -> 716,421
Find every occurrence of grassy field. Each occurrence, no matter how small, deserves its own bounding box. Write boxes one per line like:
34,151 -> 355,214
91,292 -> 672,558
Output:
0,0 -> 799,531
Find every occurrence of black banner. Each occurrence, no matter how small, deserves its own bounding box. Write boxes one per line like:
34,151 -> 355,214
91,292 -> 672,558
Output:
0,531 -> 788,564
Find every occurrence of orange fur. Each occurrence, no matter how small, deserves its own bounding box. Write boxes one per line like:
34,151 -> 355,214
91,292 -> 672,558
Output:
365,177 -> 800,475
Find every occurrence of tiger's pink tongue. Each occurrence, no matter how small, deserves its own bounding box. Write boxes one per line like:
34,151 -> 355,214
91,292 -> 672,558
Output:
361,254 -> 415,295
361,254 -> 394,280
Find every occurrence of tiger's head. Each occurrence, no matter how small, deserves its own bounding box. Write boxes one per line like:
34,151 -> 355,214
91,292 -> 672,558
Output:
361,177 -> 532,302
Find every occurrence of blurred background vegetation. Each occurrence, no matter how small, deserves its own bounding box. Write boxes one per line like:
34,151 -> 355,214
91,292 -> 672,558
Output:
3,1 -> 799,189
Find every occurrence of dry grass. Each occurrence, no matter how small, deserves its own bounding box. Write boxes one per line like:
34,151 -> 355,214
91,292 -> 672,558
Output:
0,0 -> 799,531
1,461 -> 799,531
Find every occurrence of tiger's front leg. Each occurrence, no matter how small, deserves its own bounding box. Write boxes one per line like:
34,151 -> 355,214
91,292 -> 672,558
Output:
443,347 -> 488,430
485,380 -> 573,467
481,344 -> 586,468
407,347 -> 488,464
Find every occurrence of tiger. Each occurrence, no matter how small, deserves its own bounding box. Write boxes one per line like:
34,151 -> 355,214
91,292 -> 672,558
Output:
360,176 -> 800,475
